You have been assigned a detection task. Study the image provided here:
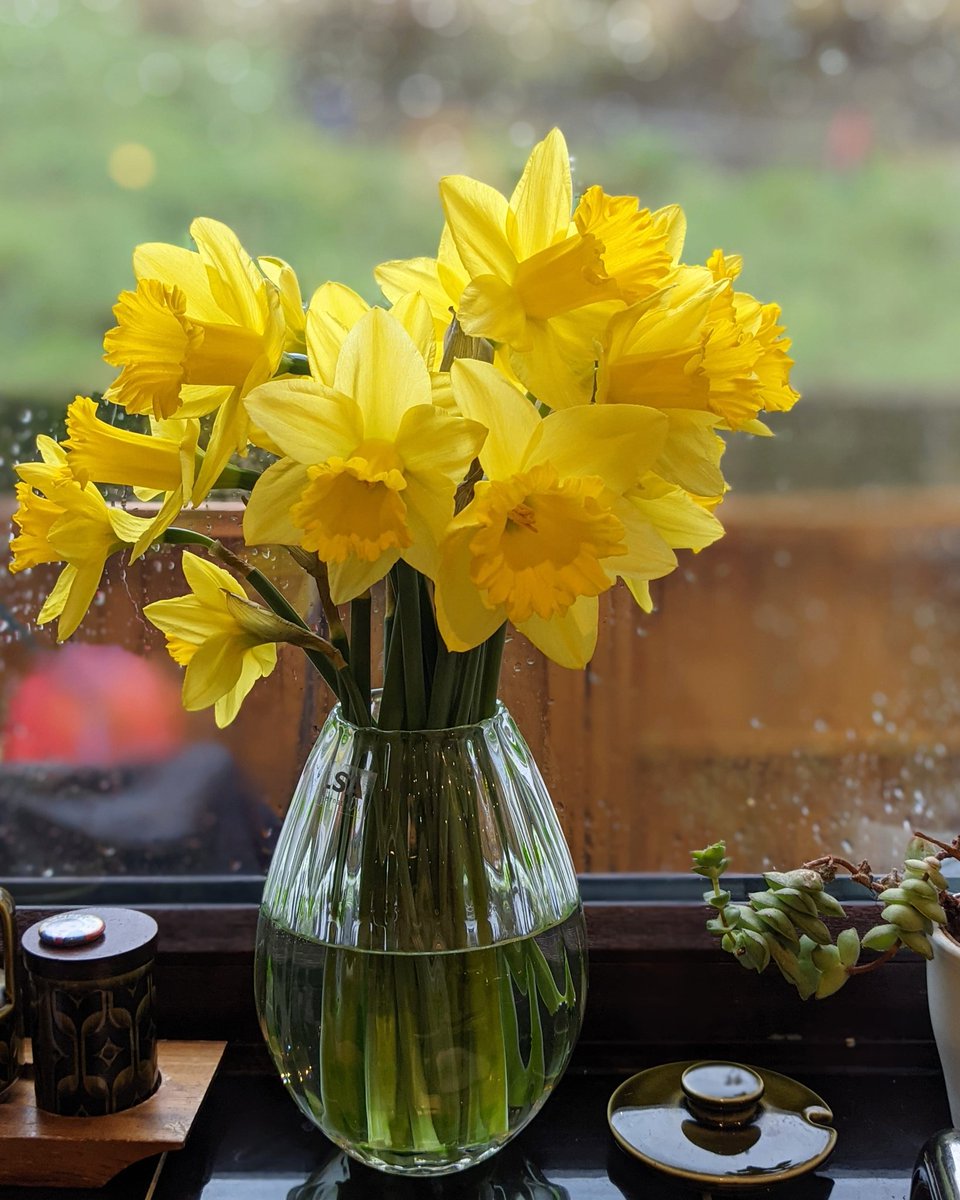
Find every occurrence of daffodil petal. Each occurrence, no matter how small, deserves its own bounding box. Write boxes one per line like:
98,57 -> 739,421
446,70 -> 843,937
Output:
55,559 -> 105,642
182,630 -> 246,710
376,256 -> 455,324
191,218 -> 266,332
144,593 -> 235,643
213,647 -> 276,728
395,403 -> 486,481
178,385 -> 233,418
334,308 -> 432,439
458,276 -> 529,348
611,502 -> 678,581
508,320 -> 594,410
131,489 -> 183,561
435,526 -> 505,653
517,594 -> 598,669
244,379 -> 362,467
508,128 -> 572,258
306,282 -> 370,383
450,360 -> 538,479
390,291 -> 438,369
181,550 -> 247,604
193,389 -> 247,503
626,479 -> 725,551
133,243 -> 226,324
439,175 -> 516,280
36,565 -> 75,628
244,458 -> 310,546
327,549 -> 401,605
525,404 -> 668,494
400,471 -> 454,581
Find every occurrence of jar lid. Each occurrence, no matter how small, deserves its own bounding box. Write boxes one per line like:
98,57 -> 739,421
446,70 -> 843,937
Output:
22,908 -> 157,981
608,1059 -> 836,1188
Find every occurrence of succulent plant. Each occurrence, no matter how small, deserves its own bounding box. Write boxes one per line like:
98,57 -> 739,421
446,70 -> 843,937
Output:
691,833 -> 955,1000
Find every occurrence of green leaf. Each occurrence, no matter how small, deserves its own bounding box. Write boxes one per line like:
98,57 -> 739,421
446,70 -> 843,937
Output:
861,923 -> 901,952
816,964 -> 851,999
754,906 -> 800,946
812,890 -> 845,918
691,843 -> 729,875
898,930 -> 934,960
706,889 -> 732,909
837,927 -> 861,968
788,911 -> 832,946
812,944 -> 840,971
765,868 -> 823,892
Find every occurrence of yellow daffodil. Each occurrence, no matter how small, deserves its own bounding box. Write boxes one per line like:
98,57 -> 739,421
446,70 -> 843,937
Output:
377,130 -> 684,409
243,308 -> 487,603
10,439 -> 152,640
144,552 -> 278,728
103,217 -> 287,498
435,361 -> 677,667
62,396 -> 200,559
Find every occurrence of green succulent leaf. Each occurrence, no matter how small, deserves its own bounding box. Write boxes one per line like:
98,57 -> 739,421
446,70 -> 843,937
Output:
765,868 -> 823,893
861,923 -> 901,953
812,890 -> 846,918
754,906 -> 801,946
812,944 -> 841,971
691,843 -> 730,876
881,903 -> 931,934
897,930 -> 934,960
816,964 -> 851,999
837,927 -> 861,968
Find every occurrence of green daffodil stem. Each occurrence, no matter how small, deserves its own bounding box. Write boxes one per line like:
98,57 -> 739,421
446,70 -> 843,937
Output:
394,562 -> 427,730
350,594 -> 372,716
212,463 -> 261,491
286,548 -> 352,668
476,623 -> 506,722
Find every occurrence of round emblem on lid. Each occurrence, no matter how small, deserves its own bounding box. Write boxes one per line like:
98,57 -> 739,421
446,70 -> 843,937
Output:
37,912 -> 106,948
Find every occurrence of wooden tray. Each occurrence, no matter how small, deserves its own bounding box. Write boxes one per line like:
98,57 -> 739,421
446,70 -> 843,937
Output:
0,1040 -> 226,1188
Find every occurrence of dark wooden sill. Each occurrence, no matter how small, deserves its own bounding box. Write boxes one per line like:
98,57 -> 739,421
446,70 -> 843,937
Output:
14,895 -> 934,1074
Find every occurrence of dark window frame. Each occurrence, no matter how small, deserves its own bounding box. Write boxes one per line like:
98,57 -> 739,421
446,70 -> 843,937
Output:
11,874 -> 937,1073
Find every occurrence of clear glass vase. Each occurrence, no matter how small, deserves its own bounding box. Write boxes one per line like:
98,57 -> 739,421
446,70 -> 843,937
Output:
254,701 -> 587,1177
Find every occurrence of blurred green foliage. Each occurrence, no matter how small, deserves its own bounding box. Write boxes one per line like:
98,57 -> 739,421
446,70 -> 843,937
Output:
1,1 -> 958,412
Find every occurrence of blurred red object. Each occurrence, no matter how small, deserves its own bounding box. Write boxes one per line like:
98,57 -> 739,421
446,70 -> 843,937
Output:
2,644 -> 186,766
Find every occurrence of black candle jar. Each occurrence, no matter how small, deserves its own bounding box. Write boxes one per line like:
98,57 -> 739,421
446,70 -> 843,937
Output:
22,908 -> 159,1116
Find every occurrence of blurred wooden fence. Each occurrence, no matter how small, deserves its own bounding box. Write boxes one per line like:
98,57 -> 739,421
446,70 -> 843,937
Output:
3,488 -> 960,873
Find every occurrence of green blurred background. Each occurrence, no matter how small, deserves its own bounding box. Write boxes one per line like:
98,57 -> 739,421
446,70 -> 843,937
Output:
2,0 -> 959,486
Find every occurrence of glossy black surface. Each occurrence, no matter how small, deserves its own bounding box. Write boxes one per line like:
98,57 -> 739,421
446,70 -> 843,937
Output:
0,1058 -> 950,1198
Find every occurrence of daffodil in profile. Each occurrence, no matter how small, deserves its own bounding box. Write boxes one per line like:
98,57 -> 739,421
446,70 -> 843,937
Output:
144,552 -> 279,728
103,218 -> 287,497
435,361 -> 677,667
242,307 -> 486,603
10,438 -> 152,641
62,396 -> 200,559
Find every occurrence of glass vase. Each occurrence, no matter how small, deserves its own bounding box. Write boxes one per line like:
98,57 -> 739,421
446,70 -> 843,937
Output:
254,700 -> 587,1177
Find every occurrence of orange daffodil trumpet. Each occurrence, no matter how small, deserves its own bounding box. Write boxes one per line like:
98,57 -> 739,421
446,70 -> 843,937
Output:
8,129 -> 798,728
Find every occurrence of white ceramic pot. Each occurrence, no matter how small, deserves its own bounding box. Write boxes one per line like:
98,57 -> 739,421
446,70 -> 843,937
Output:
928,927 -> 960,1127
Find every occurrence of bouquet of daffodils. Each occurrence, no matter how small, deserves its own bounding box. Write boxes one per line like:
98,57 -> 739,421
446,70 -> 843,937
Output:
10,130 -> 796,730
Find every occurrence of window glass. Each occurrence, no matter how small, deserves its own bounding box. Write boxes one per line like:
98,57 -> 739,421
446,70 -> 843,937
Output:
2,0 -> 959,885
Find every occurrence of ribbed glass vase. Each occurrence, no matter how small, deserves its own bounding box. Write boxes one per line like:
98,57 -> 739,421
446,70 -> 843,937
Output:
254,701 -> 587,1177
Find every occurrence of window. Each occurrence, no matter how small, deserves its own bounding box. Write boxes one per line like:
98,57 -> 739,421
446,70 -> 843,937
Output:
2,0 -> 959,893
